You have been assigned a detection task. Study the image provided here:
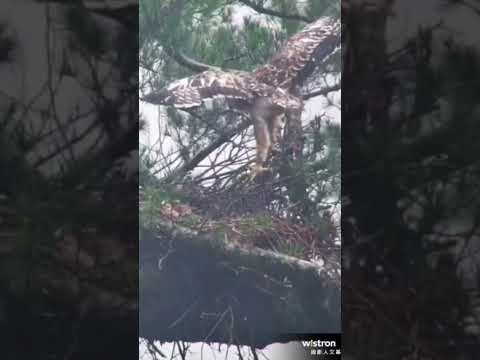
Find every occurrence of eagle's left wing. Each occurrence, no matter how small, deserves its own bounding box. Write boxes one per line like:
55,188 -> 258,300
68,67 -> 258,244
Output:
253,17 -> 340,90
141,70 -> 302,111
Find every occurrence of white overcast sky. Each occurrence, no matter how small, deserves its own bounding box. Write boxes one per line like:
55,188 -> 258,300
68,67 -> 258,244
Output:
139,339 -> 308,360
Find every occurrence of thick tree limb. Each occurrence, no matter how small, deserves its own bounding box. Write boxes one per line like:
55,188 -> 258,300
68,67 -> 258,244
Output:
139,219 -> 340,348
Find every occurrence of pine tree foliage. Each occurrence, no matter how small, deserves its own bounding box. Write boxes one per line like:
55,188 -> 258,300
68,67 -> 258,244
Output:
140,0 -> 341,226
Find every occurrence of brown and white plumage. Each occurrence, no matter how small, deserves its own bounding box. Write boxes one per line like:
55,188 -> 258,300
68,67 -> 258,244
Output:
142,17 -> 340,178
142,17 -> 340,109
253,17 -> 340,90
141,70 -> 302,111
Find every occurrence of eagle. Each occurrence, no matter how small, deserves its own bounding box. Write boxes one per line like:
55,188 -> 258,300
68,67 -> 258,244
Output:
142,16 -> 340,177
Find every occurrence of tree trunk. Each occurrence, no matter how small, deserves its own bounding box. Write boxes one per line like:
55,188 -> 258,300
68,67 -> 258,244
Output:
139,220 -> 340,348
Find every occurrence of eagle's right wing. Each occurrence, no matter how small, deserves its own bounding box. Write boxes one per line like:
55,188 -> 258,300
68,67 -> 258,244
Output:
253,17 -> 340,90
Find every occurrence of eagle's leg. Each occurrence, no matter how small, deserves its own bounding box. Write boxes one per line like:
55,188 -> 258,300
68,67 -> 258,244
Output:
249,98 -> 287,179
268,113 -> 285,155
250,113 -> 271,178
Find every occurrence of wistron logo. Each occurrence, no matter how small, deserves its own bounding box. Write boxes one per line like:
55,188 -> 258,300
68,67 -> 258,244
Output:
301,340 -> 337,348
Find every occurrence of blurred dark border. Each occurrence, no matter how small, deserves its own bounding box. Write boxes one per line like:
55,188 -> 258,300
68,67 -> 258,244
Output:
0,1 -> 138,359
342,1 -> 480,359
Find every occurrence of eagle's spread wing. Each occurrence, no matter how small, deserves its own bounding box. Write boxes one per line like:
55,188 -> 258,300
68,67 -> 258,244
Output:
253,17 -> 340,90
141,17 -> 339,178
142,70 -> 302,110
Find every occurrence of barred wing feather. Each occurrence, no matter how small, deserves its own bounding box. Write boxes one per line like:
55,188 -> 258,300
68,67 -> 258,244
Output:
253,17 -> 340,90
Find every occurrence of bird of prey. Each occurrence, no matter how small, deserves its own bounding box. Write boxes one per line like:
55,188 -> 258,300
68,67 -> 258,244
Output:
142,16 -> 340,177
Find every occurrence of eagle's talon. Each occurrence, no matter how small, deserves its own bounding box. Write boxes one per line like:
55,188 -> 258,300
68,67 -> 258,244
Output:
249,164 -> 270,180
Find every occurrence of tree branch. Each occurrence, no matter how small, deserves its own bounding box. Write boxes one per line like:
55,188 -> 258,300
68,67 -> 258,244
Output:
161,113 -> 251,183
237,0 -> 313,23
139,220 -> 340,347
303,83 -> 341,100
164,47 -> 219,73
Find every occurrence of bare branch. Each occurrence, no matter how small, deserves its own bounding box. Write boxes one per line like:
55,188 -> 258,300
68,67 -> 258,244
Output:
303,83 -> 341,100
164,47 -> 219,73
161,113 -> 251,183
237,0 -> 313,23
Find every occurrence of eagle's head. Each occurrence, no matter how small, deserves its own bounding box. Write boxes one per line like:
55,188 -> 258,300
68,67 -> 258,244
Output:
141,88 -> 176,106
